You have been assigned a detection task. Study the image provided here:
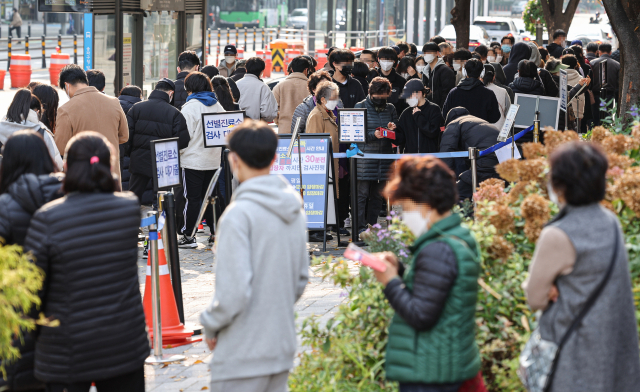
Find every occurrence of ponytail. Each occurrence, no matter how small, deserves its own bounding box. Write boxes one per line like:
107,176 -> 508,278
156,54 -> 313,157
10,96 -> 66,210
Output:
63,131 -> 117,194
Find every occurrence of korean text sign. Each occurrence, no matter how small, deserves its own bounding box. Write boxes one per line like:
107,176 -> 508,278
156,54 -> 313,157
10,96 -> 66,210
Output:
338,108 -> 366,143
151,138 -> 181,191
271,136 -> 329,229
201,111 -> 245,148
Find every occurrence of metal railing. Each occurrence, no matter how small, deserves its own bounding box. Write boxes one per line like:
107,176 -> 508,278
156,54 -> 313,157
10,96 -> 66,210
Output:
2,34 -> 83,69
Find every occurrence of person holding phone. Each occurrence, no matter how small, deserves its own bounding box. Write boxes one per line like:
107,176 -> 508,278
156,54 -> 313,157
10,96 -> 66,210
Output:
372,155 -> 483,391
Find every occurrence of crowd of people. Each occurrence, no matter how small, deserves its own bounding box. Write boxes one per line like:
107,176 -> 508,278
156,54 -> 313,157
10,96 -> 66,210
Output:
0,30 -> 634,392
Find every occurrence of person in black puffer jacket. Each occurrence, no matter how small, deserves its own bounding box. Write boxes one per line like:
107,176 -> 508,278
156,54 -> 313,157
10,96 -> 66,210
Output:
24,132 -> 149,391
441,59 -> 501,124
173,51 -> 200,109
503,42 -> 531,84
355,77 -> 398,234
126,79 -> 189,203
509,60 -> 546,96
440,107 -> 500,202
118,85 -> 142,192
0,131 -> 63,392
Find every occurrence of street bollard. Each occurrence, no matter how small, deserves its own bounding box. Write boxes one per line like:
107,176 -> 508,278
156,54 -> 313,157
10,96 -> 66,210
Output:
25,36 -> 29,55
73,34 -> 77,64
207,28 -> 211,55
28,22 -> 31,37
216,28 -> 220,47
7,36 -> 10,70
57,34 -> 61,53
253,27 -> 256,52
226,28 -> 230,45
277,26 -> 280,39
261,28 -> 265,49
243,28 -> 247,50
41,36 -> 45,69
161,193 -> 184,324
235,28 -> 238,45
144,211 -> 186,364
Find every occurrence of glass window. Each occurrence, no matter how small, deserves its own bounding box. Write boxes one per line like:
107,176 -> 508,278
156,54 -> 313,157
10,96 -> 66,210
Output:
143,12 -> 177,95
474,21 -> 512,31
187,14 -> 203,53
94,15 -> 116,96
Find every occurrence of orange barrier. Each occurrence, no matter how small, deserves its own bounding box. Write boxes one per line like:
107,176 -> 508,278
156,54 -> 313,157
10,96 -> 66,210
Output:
49,53 -> 70,87
10,54 -> 31,88
142,232 -> 201,348
237,48 -> 245,59
0,70 -> 6,90
257,49 -> 271,78
284,49 -> 302,75
316,48 -> 329,70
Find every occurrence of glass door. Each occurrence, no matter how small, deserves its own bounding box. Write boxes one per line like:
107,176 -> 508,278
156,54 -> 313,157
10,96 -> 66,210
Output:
143,12 -> 178,95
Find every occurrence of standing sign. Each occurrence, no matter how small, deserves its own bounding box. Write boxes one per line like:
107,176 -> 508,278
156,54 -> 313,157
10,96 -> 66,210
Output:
83,13 -> 92,71
201,111 -> 245,147
560,69 -> 568,112
497,104 -> 520,142
150,138 -> 181,192
271,134 -> 337,228
338,108 -> 367,143
123,33 -> 132,86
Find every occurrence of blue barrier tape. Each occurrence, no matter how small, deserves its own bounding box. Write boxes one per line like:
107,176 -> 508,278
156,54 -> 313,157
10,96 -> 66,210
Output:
148,231 -> 158,241
140,215 -> 156,228
478,125 -> 534,157
334,151 -> 468,159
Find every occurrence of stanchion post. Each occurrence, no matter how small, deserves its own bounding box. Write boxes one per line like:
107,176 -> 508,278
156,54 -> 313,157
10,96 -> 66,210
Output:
25,36 -> 29,55
144,211 -> 186,364
349,156 -> 361,244
469,147 -> 478,194
41,35 -> 46,69
73,34 -> 77,64
533,115 -> 540,144
162,193 -> 184,324
223,149 -> 233,204
7,36 -> 11,70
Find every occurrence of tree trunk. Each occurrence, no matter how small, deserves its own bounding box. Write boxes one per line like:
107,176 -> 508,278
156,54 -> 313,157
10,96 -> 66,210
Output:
450,0 -> 471,49
602,0 -> 640,118
539,0 -> 580,35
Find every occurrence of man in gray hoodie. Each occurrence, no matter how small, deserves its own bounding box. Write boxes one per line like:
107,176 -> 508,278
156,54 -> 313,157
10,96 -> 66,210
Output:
200,120 -> 309,392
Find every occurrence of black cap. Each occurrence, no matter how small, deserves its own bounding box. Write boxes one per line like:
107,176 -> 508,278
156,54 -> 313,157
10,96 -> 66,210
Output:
423,42 -> 440,53
400,79 -> 425,99
392,46 -> 402,55
157,78 -> 176,91
223,44 -> 237,55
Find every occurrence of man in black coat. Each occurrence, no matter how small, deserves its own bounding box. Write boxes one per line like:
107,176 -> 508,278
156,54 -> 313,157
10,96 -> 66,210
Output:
441,59 -> 501,124
590,42 -> 620,124
376,47 -> 408,115
502,42 -> 531,84
440,107 -> 500,202
126,78 -> 190,203
173,51 -> 200,109
421,42 -> 455,110
329,48 -> 366,108
546,29 -> 567,59
395,79 -> 443,153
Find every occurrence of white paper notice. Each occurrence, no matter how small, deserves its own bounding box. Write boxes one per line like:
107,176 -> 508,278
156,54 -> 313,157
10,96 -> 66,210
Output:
339,109 -> 366,142
495,143 -> 522,163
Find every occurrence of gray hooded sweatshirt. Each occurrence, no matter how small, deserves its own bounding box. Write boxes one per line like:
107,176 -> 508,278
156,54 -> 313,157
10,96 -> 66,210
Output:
200,174 -> 309,382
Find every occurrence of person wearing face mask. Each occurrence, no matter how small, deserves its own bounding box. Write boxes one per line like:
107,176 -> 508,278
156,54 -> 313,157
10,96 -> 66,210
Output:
329,48 -> 366,108
237,57 -> 279,122
421,43 -> 455,111
477,44 -> 507,86
441,59 -> 501,125
394,79 -> 443,154
452,48 -> 472,85
376,47 -> 408,115
354,77 -> 398,236
397,56 -> 419,81
413,55 -> 426,80
54,64 -> 128,180
273,56 -> 314,134
502,42 -> 531,84
217,44 -> 238,77
500,35 -> 515,66
360,49 -> 380,81
523,142 -> 640,392
125,78 -> 189,206
372,155 -> 483,392
440,107 -> 500,202
527,41 -> 559,97
546,29 -> 567,59
351,61 -> 371,95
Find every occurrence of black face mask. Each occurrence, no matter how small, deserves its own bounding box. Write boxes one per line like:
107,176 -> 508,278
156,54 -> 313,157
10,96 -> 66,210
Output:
340,65 -> 353,76
371,97 -> 387,109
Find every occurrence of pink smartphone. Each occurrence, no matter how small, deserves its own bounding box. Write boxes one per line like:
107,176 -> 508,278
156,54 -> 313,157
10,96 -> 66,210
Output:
343,243 -> 387,272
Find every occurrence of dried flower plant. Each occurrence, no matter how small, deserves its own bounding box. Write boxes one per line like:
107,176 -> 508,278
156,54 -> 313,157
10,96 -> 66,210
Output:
545,129 -> 580,154
517,158 -> 547,183
522,142 -> 546,159
487,235 -> 514,261
495,159 -> 520,183
591,126 -> 611,143
602,134 -> 631,155
521,194 -> 550,224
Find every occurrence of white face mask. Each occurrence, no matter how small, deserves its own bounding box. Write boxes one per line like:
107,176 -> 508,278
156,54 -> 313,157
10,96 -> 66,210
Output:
380,60 -> 394,71
424,54 -> 436,64
547,183 -> 560,206
401,72 -> 409,80
402,210 -> 432,238
407,97 -> 419,107
325,99 -> 338,111
225,56 -> 236,65
453,63 -> 461,71
496,55 -> 503,63
487,56 -> 496,63
416,65 -> 426,74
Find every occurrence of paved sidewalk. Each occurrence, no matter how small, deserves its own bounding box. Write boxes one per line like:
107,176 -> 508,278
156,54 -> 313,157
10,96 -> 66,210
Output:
138,228 -> 352,391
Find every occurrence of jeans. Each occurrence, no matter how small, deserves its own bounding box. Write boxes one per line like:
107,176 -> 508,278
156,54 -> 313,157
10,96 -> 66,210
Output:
357,180 -> 385,232
181,168 -> 216,237
46,367 -> 144,392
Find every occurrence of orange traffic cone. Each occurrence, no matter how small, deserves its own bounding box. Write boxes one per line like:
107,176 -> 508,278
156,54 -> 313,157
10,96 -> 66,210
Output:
197,222 -> 204,233
143,232 -> 201,347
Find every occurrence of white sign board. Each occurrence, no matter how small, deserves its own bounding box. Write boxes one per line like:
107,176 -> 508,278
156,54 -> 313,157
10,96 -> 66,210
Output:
560,69 -> 568,112
495,143 -> 522,163
151,138 -> 181,191
201,111 -> 245,147
497,104 -> 520,142
338,108 -> 367,143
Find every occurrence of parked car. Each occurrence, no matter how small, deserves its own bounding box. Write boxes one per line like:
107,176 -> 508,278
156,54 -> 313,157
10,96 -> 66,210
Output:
473,17 -> 520,43
437,25 -> 491,51
511,0 -> 528,16
567,24 -> 610,46
287,8 -> 308,29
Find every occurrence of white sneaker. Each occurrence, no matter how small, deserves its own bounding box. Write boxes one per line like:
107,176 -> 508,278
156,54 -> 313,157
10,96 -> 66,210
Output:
344,216 -> 351,228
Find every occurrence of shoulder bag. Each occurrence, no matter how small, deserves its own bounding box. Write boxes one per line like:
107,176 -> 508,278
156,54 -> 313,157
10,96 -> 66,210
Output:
517,220 -> 619,392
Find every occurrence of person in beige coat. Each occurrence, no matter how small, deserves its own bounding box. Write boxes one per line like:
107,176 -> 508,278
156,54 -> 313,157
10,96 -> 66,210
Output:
9,8 -> 21,38
273,56 -> 313,134
54,65 -> 128,176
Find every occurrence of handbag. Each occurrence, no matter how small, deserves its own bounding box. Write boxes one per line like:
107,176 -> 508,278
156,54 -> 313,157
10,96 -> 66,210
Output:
518,221 -> 619,392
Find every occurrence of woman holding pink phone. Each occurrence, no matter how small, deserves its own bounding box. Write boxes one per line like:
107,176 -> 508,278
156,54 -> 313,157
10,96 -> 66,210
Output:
372,155 -> 484,392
